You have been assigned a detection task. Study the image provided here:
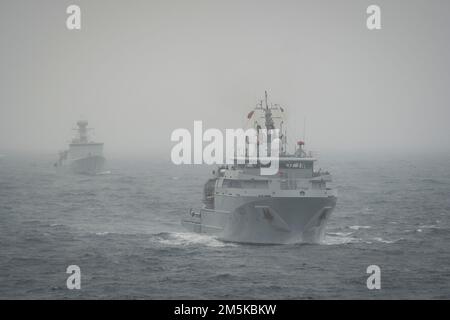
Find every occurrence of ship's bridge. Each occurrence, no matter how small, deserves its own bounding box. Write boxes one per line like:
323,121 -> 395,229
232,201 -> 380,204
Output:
223,156 -> 317,179
231,156 -> 316,165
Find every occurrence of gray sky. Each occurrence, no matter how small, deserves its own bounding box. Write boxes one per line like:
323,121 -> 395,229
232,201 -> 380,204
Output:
1,0 -> 449,155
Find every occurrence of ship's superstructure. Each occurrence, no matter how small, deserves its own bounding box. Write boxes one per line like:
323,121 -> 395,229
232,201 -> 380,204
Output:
182,93 -> 337,244
56,120 -> 105,175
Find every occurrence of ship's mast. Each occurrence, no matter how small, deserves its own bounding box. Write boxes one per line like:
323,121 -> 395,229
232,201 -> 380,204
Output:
263,91 -> 275,156
263,91 -> 275,130
250,91 -> 285,159
76,120 -> 89,143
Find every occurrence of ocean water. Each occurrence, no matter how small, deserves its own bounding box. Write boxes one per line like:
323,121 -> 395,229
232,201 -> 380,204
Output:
0,152 -> 449,299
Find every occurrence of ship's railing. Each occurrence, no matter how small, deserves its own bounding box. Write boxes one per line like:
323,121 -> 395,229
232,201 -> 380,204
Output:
312,170 -> 330,177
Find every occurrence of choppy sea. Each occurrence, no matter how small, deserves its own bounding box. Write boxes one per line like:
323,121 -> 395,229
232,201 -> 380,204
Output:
0,151 -> 449,299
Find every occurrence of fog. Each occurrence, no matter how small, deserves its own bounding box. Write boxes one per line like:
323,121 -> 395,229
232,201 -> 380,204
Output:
1,0 -> 449,157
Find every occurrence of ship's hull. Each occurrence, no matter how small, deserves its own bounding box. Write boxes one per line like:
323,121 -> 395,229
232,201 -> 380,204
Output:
182,195 -> 337,244
69,155 -> 105,175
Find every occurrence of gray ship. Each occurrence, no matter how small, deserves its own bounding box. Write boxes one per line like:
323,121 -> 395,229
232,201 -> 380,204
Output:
182,93 -> 337,244
56,120 -> 106,175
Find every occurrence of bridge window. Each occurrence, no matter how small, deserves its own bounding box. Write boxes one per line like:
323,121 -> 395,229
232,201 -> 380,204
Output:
279,161 -> 313,169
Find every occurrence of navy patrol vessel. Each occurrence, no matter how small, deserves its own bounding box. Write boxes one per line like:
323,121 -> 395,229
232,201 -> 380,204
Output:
56,120 -> 105,175
182,93 -> 337,244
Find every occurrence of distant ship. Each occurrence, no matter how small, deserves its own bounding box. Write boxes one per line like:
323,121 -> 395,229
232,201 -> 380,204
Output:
182,92 -> 337,244
55,120 -> 106,175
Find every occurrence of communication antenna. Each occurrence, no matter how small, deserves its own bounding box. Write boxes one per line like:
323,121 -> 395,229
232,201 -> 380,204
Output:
303,116 -> 307,143
265,90 -> 268,109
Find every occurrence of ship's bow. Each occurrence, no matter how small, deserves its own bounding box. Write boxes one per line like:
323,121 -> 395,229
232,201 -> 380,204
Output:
219,196 -> 337,244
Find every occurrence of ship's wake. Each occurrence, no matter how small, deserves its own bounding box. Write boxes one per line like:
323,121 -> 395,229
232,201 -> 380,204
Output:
153,232 -> 235,248
96,170 -> 112,175
323,232 -> 401,245
323,232 -> 359,245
